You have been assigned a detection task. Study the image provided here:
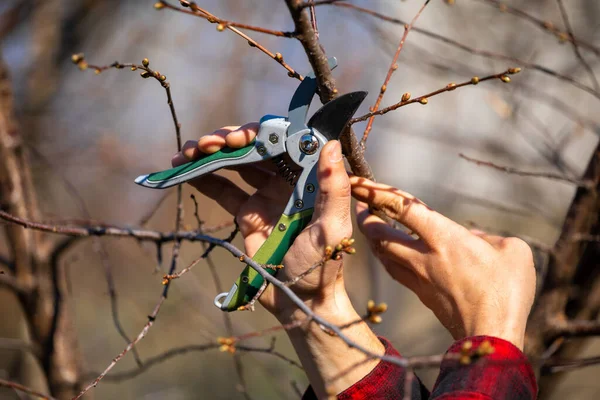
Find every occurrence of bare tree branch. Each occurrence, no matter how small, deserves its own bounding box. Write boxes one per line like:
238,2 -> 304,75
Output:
472,0 -> 600,57
458,153 -> 594,188
555,0 -> 600,92
0,378 -> 57,400
158,1 -> 295,38
325,2 -> 600,100
549,319 -> 600,338
0,270 -> 31,295
361,0 -> 431,147
93,341 -> 302,383
351,68 -> 519,124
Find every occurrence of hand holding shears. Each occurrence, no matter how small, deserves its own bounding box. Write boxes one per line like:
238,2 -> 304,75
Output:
135,58 -> 367,312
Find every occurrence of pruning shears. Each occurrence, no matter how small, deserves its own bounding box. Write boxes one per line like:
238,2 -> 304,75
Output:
134,58 -> 367,312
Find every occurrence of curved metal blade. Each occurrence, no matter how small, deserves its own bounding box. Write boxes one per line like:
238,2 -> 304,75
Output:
287,57 -> 338,136
307,91 -> 368,141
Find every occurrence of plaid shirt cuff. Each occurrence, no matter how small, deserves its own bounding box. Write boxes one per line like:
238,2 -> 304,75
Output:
431,336 -> 538,400
303,337 -> 428,400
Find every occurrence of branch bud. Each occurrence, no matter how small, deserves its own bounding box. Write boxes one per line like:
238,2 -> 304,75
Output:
500,75 -> 511,83
140,71 -> 151,79
154,1 -> 165,9
130,66 -> 137,71
217,23 -> 225,31
78,61 -> 88,71
71,53 -> 84,64
401,92 -> 411,102
419,98 -> 428,105
446,83 -> 457,91
542,21 -> 554,30
470,76 -> 480,85
380,84 -> 387,94
142,58 -> 150,67
179,0 -> 191,7
274,52 -> 283,62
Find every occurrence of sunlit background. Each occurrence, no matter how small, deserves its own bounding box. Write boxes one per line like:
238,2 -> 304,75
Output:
1,0 -> 599,398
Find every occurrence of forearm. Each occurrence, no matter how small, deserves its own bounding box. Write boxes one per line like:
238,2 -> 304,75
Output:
279,294 -> 384,399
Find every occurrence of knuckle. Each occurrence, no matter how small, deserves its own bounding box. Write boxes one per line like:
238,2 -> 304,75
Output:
371,238 -> 390,257
383,195 -> 407,219
501,237 -> 534,258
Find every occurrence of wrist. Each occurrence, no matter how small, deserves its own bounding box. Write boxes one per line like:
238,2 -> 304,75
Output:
275,291 -> 359,326
466,310 -> 527,350
278,292 -> 385,398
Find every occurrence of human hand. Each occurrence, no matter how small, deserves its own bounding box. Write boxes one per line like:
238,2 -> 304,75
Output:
172,124 -> 356,321
351,178 -> 536,350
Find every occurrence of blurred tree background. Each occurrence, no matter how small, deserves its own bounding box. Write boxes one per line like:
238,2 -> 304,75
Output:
0,0 -> 599,399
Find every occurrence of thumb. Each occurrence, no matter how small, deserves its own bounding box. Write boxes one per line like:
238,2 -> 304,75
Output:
310,140 -> 352,241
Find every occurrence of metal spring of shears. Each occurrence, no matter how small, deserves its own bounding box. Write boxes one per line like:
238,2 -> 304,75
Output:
273,157 -> 299,185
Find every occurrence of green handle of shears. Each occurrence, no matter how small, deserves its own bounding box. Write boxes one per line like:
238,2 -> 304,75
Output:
222,208 -> 314,311
136,141 -> 256,188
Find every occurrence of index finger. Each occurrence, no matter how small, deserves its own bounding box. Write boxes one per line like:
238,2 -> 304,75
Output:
349,176 -> 468,246
197,122 -> 259,154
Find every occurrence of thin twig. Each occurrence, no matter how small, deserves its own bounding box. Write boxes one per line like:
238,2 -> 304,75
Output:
549,319 -> 600,338
73,297 -> 166,399
351,68 -> 518,124
0,209 -> 226,243
543,354 -> 600,374
0,270 -> 31,295
555,0 -> 599,92
472,0 -> 600,57
27,144 -> 143,366
174,1 -> 302,79
570,233 -> 600,242
458,153 -> 594,188
326,2 -> 600,100
361,0 -> 431,148
0,378 -> 57,400
92,342 -> 301,382
138,191 -> 173,227
158,1 -> 295,38
300,0 -> 347,7
188,193 -> 249,398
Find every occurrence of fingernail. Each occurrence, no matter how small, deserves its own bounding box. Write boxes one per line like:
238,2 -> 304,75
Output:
329,140 -> 343,163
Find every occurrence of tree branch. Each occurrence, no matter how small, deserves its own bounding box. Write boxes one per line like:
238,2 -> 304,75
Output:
361,0 -> 431,147
158,1 -> 295,38
549,319 -> 600,338
458,153 -> 594,188
555,0 -> 599,92
284,0 -> 376,183
351,68 -> 520,124
326,2 -> 600,100
0,378 -> 56,400
0,270 -> 31,295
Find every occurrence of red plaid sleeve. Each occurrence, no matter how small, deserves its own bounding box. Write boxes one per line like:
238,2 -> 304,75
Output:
302,337 -> 430,400
303,336 -> 537,400
430,336 -> 538,400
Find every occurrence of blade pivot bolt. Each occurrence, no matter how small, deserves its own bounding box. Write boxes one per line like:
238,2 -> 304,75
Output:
299,134 -> 319,155
257,145 -> 267,155
294,199 -> 304,209
278,223 -> 287,231
269,133 -> 279,144
306,184 -> 315,193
